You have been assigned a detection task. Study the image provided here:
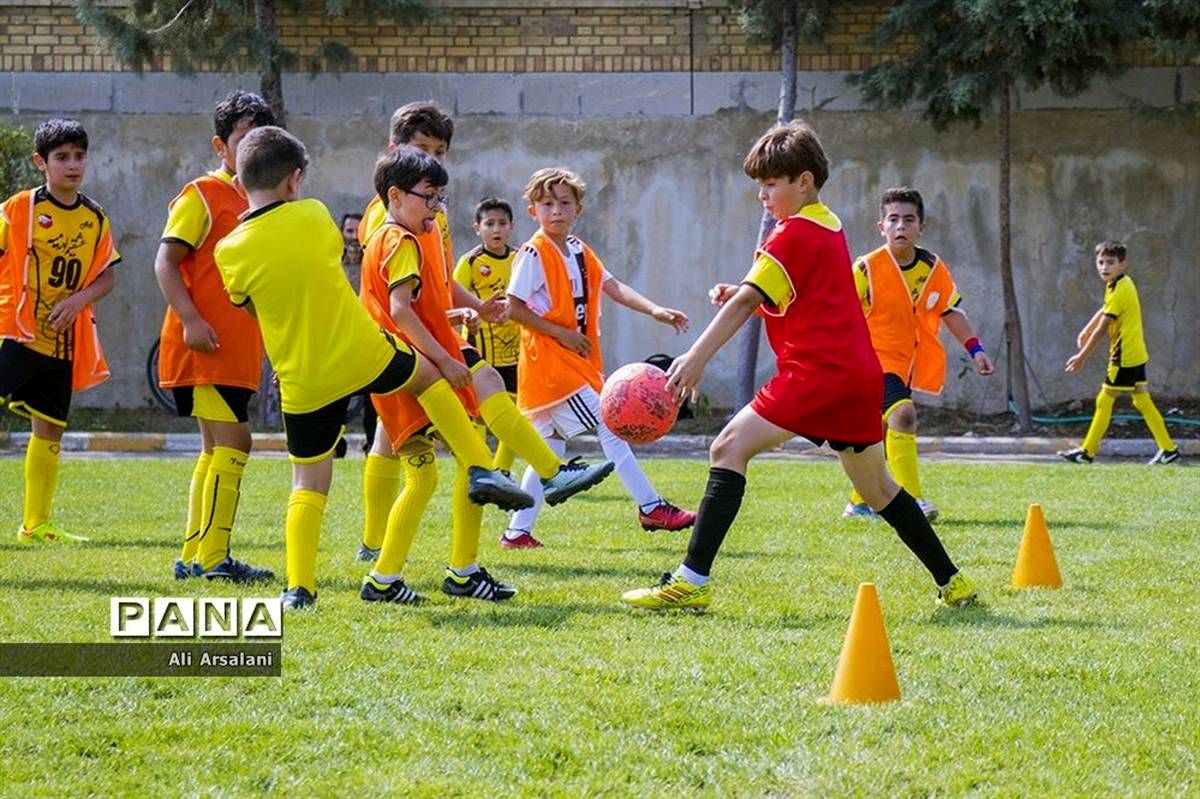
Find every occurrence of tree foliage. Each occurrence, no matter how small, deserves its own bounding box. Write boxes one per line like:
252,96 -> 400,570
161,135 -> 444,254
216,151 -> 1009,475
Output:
0,124 -> 41,199
734,0 -> 835,48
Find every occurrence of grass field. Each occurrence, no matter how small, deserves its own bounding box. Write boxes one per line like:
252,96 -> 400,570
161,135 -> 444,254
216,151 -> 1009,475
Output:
0,454 -> 1196,796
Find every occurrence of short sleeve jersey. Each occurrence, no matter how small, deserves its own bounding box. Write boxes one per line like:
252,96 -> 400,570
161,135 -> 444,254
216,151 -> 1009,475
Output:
0,187 -> 121,358
454,245 -> 522,367
1101,274 -> 1148,367
508,235 -> 613,318
742,203 -> 879,381
214,199 -> 395,414
852,246 -> 962,316
161,167 -> 236,249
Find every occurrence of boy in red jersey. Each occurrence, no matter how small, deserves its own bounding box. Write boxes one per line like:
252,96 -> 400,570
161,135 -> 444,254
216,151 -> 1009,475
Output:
621,121 -> 977,611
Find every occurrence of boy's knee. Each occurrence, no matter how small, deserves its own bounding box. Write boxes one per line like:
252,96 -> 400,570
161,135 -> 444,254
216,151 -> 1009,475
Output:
471,364 -> 505,398
407,356 -> 439,393
709,428 -> 747,470
886,401 -> 917,433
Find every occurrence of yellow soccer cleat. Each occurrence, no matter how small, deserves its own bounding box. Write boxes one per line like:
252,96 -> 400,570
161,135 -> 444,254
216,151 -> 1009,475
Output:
621,572 -> 711,612
16,521 -> 91,544
937,571 -> 978,607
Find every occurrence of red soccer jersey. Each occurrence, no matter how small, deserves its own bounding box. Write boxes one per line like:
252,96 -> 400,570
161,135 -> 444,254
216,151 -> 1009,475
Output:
746,203 -> 883,445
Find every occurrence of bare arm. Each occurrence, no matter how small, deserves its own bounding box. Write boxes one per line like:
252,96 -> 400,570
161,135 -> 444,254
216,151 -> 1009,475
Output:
47,266 -> 117,332
390,281 -> 471,388
1066,317 -> 1107,373
1077,309 -> 1105,349
452,279 -> 507,323
942,309 -> 994,375
154,240 -> 218,351
663,284 -> 761,402
602,277 -> 689,332
507,295 -> 591,356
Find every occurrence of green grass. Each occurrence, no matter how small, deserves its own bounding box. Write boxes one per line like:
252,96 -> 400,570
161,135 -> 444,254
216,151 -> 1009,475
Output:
0,455 -> 1196,796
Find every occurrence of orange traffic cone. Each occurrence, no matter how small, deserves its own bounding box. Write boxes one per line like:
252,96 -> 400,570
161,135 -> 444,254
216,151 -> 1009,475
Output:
1011,503 -> 1063,588
825,583 -> 900,705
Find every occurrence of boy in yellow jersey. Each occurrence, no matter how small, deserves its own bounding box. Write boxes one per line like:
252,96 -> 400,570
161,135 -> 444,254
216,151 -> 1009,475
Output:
355,101 -> 457,562
842,187 -> 994,522
504,168 -> 695,549
1059,240 -> 1179,465
214,127 -> 536,611
453,196 -> 522,474
358,149 -> 614,603
155,90 -> 275,583
1,119 -> 120,544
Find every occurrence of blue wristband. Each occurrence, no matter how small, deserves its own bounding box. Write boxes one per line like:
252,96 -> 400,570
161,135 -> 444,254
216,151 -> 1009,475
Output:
967,341 -> 985,356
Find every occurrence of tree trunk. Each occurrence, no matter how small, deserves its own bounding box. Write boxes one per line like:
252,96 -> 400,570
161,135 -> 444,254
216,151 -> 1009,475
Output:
998,77 -> 1033,432
734,4 -> 798,410
254,0 -> 286,126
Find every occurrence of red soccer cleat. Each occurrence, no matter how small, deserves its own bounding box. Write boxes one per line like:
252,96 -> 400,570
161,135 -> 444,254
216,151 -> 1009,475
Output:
499,531 -> 544,550
638,500 -> 696,532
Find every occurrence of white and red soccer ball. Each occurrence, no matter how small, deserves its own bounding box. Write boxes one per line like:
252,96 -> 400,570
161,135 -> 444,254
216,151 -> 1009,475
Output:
600,362 -> 679,444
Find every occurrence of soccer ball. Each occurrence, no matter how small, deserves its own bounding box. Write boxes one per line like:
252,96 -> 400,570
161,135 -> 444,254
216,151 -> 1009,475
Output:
600,362 -> 679,444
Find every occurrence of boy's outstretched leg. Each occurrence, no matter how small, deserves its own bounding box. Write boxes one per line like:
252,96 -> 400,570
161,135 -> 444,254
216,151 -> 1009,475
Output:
840,444 -> 976,606
621,407 -> 791,611
1131,387 -> 1180,465
595,421 -> 695,532
1060,387 -> 1114,463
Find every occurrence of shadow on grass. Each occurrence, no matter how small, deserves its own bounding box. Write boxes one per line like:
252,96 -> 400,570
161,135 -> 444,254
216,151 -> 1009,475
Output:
508,562 -> 653,580
0,576 -> 182,596
424,601 -> 624,630
0,538 -> 170,551
921,603 -> 1115,630
935,518 -> 1106,531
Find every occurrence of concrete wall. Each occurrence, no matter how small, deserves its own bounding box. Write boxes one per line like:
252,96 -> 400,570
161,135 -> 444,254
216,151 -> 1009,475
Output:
3,69 -> 1197,412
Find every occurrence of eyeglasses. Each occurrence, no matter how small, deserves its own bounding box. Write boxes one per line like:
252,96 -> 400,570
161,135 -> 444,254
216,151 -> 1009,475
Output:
403,188 -> 448,209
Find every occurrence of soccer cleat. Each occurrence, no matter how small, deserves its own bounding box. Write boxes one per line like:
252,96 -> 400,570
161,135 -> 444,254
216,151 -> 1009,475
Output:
499,531 -> 543,549
621,572 -> 710,612
442,566 -> 517,601
1148,448 -> 1181,466
466,466 -> 535,511
937,571 -> 978,607
1057,447 -> 1093,464
841,501 -> 879,519
360,575 -> 426,604
173,559 -> 205,580
638,500 -> 696,532
541,458 -> 616,506
16,521 -> 90,543
204,556 -> 274,584
281,586 -> 316,611
917,497 -> 940,522
356,543 -> 381,562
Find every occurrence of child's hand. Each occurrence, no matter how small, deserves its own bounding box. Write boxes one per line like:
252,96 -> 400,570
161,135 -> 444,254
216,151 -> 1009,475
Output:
556,328 -> 592,357
183,316 -> 220,352
1065,352 -> 1087,373
664,348 -> 703,405
47,294 -> 88,332
974,351 -> 994,375
459,308 -> 481,335
437,356 -> 473,389
651,306 -> 690,333
708,283 -> 738,306
478,294 -> 509,324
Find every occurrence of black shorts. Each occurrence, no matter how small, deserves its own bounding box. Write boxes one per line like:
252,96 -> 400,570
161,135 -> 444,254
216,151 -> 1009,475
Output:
172,385 -> 255,423
494,363 -> 518,394
881,372 -> 912,415
801,434 -> 874,454
0,340 -> 73,426
284,348 -> 418,462
1104,363 -> 1147,391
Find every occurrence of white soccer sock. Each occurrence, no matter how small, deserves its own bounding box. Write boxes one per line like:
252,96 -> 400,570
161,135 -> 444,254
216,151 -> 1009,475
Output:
451,564 -> 479,578
370,571 -> 401,584
597,421 -> 660,508
507,436 -> 566,536
675,564 -> 709,587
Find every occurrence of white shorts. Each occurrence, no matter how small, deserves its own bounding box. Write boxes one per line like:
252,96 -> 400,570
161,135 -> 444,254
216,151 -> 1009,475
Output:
526,387 -> 601,440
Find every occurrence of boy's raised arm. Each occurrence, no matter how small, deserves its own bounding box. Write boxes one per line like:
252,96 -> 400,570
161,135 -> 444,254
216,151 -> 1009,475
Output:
601,277 -> 689,333
664,284 -> 761,402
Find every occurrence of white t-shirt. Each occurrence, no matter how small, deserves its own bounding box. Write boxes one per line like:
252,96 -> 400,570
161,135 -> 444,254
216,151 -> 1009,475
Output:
507,235 -> 613,316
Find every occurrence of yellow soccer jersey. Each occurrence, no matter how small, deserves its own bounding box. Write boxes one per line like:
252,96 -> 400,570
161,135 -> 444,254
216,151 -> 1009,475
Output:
160,166 -> 235,248
385,235 -> 422,292
360,196 -> 453,267
214,199 -> 396,414
0,187 -> 121,358
854,247 -> 961,315
1101,274 -> 1148,367
453,245 -> 520,367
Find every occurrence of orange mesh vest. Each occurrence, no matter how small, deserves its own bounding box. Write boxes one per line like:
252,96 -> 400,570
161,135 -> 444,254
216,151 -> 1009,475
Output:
361,220 -> 477,449
157,175 -> 263,390
0,189 -> 112,391
516,231 -> 605,414
860,245 -> 956,394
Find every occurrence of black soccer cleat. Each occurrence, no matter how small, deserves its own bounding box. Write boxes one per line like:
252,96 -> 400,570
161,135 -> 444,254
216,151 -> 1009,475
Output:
204,556 -> 275,584
281,586 -> 316,611
466,466 -> 535,511
442,566 -> 517,602
541,458 -> 615,506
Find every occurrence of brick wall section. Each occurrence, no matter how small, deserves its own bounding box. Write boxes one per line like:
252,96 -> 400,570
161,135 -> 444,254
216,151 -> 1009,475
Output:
0,2 -> 1181,73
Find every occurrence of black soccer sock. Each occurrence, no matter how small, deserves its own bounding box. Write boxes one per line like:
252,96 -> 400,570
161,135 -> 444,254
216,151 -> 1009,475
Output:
682,468 -> 747,577
878,488 -> 957,586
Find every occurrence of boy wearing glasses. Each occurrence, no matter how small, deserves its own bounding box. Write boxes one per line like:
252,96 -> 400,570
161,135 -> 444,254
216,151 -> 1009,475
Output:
357,148 -> 614,604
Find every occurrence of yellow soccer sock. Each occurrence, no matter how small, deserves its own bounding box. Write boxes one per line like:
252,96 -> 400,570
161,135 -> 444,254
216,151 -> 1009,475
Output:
1081,389 -> 1116,456
375,449 -> 438,577
417,379 -> 493,469
493,442 -> 516,473
285,489 -> 327,593
180,451 -> 212,562
22,434 -> 60,530
478,392 -> 559,479
450,449 -> 486,571
362,453 -> 402,551
849,487 -> 866,506
197,446 -> 248,570
885,428 -> 923,499
1132,391 -> 1176,452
